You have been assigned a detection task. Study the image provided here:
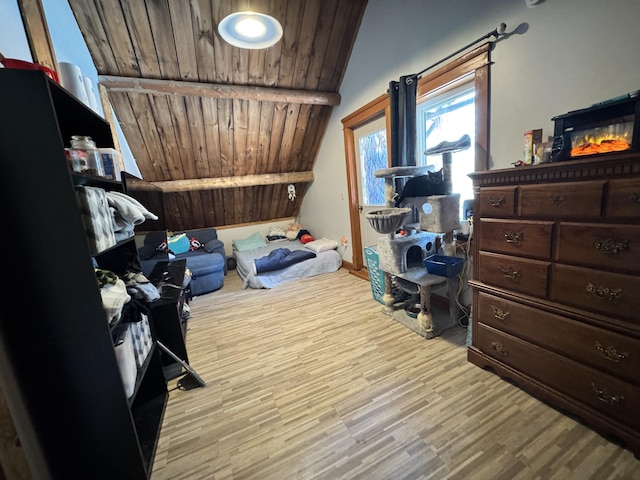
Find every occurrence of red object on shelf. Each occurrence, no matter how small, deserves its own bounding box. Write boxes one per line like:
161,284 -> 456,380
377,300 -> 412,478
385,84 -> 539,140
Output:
0,57 -> 59,83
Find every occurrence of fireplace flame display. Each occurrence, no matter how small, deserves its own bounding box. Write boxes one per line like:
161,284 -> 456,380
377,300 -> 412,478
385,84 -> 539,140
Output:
571,137 -> 631,157
551,93 -> 639,162
569,117 -> 633,158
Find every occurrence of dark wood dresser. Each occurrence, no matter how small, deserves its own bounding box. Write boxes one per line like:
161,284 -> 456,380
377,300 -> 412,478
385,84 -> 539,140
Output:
468,153 -> 640,457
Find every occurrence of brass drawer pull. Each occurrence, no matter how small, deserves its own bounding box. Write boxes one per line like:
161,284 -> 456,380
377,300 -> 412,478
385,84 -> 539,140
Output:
488,195 -> 506,208
631,192 -> 640,204
591,382 -> 623,407
500,266 -> 521,280
491,306 -> 510,322
594,342 -> 628,363
586,282 -> 623,302
550,194 -> 566,204
490,341 -> 508,357
503,231 -> 524,245
593,238 -> 629,255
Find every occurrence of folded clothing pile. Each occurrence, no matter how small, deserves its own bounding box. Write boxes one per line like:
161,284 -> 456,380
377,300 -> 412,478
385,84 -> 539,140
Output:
105,191 -> 159,241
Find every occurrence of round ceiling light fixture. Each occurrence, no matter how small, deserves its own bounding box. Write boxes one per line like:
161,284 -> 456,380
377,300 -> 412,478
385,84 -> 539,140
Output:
218,11 -> 283,49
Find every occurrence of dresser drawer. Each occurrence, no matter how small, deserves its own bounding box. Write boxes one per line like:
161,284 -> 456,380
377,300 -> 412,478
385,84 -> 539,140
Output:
479,219 -> 553,259
550,264 -> 640,324
476,324 -> 640,430
556,222 -> 640,273
477,187 -> 516,217
478,251 -> 549,297
518,180 -> 605,218
606,178 -> 640,219
477,292 -> 640,383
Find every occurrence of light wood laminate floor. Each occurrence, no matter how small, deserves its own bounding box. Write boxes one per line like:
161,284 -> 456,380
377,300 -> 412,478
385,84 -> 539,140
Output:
152,268 -> 639,480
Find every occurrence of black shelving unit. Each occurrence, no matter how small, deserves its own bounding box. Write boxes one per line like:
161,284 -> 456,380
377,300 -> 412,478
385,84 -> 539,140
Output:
0,69 -> 167,479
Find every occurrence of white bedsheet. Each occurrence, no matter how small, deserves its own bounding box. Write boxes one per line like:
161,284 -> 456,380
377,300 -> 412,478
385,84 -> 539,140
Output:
233,240 -> 342,289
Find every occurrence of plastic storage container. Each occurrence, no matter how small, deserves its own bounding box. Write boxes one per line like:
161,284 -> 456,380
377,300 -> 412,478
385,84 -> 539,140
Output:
424,254 -> 464,277
98,148 -> 122,180
70,135 -> 104,176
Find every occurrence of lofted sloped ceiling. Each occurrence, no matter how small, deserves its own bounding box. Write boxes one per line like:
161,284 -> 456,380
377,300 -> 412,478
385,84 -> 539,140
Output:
68,0 -> 368,231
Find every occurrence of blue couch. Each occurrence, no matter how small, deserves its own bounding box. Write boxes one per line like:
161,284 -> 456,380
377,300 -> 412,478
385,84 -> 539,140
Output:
138,228 -> 226,296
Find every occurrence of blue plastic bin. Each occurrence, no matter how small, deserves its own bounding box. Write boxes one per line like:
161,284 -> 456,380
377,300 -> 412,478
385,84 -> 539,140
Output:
424,254 -> 464,277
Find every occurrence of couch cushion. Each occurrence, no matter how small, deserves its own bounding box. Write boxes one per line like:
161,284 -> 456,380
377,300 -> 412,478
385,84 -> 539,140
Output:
203,238 -> 224,253
186,228 -> 218,245
189,270 -> 223,296
186,252 -> 225,276
144,230 -> 167,249
138,244 -> 157,260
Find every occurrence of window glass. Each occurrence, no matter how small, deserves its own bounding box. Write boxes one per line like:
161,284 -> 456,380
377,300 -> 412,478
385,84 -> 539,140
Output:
417,78 -> 474,218
356,117 -> 387,206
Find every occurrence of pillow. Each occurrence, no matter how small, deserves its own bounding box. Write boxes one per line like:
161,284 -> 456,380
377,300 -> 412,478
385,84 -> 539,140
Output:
300,233 -> 314,244
284,223 -> 301,240
304,238 -> 339,252
189,237 -> 202,251
203,238 -> 224,253
167,233 -> 191,255
232,232 -> 267,252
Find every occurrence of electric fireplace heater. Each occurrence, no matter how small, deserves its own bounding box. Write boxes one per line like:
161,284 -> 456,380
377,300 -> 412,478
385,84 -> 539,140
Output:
550,91 -> 640,162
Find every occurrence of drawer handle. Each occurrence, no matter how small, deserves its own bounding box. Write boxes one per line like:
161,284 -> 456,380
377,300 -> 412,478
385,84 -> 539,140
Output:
488,195 -> 506,208
591,382 -> 624,407
594,342 -> 628,363
491,306 -> 510,322
490,341 -> 508,357
586,282 -> 623,302
503,231 -> 524,245
500,266 -> 521,280
550,194 -> 566,204
593,237 -> 629,255
631,192 -> 640,204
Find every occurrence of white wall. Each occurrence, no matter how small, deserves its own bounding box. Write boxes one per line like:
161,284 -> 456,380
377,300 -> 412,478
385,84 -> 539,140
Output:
302,0 -> 640,263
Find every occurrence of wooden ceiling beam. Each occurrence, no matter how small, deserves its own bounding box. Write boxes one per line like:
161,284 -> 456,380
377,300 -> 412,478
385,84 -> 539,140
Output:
98,75 -> 341,106
154,171 -> 314,192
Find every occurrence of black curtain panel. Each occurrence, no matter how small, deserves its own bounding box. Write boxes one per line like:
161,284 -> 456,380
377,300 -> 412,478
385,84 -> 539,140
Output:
389,74 -> 417,194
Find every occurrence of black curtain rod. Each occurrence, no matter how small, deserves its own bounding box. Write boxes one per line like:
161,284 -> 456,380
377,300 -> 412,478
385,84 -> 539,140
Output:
416,23 -> 506,78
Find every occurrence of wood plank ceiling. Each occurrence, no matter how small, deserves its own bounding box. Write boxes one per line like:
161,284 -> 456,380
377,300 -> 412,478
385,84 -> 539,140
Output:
68,0 -> 368,231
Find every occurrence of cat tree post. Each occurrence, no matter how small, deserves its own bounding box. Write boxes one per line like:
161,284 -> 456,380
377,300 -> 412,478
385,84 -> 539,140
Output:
382,175 -> 396,312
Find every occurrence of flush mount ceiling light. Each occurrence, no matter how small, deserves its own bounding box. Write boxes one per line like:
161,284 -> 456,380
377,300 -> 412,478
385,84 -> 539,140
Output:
218,11 -> 283,49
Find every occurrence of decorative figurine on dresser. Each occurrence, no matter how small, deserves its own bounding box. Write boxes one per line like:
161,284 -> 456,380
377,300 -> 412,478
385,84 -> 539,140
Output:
468,93 -> 640,457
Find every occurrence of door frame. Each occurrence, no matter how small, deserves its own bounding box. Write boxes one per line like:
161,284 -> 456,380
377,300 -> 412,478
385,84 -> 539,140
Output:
342,94 -> 390,274
342,44 -> 491,275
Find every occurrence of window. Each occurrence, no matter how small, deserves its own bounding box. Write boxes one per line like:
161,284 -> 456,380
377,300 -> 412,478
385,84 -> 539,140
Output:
356,116 -> 387,206
342,45 -> 489,272
417,76 -> 475,219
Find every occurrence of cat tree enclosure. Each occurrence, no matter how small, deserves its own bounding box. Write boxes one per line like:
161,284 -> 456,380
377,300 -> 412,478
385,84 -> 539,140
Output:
367,167 -> 462,338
